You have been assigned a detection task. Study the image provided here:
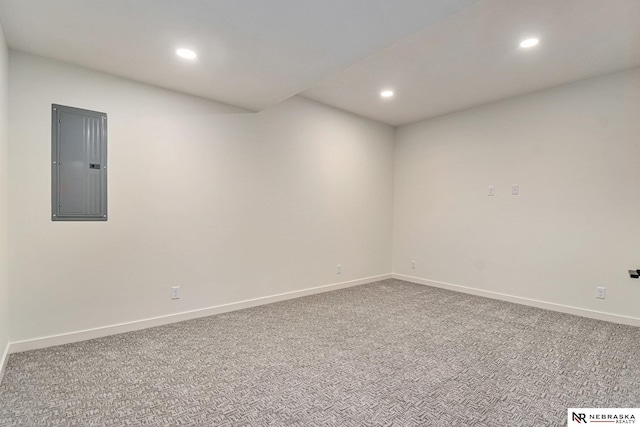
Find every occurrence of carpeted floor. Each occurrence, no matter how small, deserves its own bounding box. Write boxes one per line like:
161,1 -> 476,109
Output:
1,279 -> 639,426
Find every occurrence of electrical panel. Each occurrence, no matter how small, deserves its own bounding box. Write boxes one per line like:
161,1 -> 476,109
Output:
51,104 -> 107,221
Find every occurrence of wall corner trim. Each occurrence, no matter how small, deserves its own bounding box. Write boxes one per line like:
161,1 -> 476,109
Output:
8,274 -> 392,354
0,342 -> 9,385
392,273 -> 640,328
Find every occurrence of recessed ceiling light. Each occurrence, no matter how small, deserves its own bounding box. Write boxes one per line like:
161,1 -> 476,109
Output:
519,38 -> 539,48
380,90 -> 394,98
176,48 -> 197,60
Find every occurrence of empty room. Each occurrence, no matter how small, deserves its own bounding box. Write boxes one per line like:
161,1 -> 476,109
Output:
0,0 -> 639,425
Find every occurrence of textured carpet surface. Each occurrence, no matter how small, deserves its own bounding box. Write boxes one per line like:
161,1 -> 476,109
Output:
1,279 -> 639,426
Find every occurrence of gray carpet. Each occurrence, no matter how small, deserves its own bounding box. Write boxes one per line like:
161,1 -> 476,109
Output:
1,279 -> 639,426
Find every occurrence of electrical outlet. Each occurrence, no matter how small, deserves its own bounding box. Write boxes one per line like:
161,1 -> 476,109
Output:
411,260 -> 416,269
488,186 -> 495,196
337,264 -> 342,274
512,185 -> 519,195
171,286 -> 180,300
596,286 -> 606,299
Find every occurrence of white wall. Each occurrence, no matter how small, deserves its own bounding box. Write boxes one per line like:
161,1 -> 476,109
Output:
393,68 -> 640,322
0,23 -> 9,373
11,48 -> 638,351
8,51 -> 394,344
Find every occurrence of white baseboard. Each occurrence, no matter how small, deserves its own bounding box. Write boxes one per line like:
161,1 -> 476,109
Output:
393,273 -> 640,328
9,274 -> 392,354
0,341 -> 8,385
